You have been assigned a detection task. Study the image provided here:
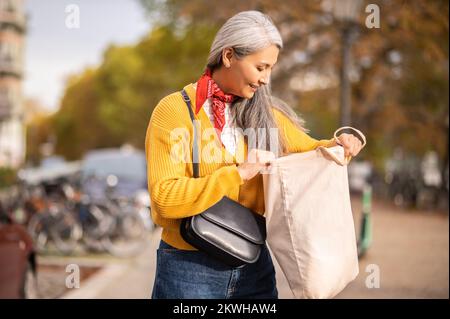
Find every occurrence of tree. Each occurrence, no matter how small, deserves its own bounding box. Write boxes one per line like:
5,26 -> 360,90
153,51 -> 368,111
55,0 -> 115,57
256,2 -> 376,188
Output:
48,23 -> 217,160
139,0 -> 449,174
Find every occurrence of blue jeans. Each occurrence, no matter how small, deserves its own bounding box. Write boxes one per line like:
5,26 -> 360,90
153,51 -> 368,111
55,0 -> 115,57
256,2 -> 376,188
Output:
151,240 -> 278,299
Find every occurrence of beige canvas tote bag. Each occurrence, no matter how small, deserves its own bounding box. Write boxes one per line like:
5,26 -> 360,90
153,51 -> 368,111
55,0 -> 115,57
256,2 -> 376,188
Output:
263,127 -> 366,299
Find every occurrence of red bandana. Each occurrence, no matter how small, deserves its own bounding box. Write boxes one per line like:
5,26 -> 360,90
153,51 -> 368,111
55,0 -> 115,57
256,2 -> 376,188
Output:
195,68 -> 235,139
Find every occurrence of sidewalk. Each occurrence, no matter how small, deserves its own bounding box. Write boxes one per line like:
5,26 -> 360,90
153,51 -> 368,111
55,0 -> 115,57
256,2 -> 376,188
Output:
62,230 -> 159,299
336,199 -> 449,298
60,199 -> 449,299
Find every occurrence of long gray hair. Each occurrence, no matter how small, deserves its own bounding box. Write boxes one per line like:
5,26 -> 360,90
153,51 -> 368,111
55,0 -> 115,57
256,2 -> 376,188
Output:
206,10 -> 306,156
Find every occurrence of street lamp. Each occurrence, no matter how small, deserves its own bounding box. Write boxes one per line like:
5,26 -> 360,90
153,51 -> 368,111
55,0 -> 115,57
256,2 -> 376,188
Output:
332,0 -> 363,127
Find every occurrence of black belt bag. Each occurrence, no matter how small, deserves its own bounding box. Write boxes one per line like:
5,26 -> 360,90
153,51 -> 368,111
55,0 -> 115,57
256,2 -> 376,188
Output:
179,89 -> 266,268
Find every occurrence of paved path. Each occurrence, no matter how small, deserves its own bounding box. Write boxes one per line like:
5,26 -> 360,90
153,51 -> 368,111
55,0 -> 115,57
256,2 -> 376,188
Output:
60,199 -> 448,299
62,231 -> 158,299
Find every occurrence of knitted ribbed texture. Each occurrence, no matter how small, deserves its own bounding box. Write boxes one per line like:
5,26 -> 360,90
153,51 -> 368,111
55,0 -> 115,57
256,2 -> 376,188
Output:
145,83 -> 334,250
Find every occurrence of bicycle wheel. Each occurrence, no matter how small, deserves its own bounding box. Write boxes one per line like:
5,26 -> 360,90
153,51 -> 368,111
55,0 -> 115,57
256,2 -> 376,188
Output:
101,210 -> 147,258
27,214 -> 49,253
51,210 -> 83,255
81,203 -> 116,252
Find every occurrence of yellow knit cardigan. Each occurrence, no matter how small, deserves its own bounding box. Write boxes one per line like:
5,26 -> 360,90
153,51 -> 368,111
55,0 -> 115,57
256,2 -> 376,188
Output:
145,83 -> 335,250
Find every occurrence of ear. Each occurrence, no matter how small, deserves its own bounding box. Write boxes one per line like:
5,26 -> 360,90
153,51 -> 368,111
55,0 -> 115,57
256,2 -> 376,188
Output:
222,48 -> 234,68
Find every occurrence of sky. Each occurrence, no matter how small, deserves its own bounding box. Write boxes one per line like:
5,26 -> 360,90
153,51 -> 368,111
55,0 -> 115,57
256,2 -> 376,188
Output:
23,0 -> 152,112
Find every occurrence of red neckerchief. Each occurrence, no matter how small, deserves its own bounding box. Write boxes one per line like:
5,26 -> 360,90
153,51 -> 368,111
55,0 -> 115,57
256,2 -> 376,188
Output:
195,68 -> 235,140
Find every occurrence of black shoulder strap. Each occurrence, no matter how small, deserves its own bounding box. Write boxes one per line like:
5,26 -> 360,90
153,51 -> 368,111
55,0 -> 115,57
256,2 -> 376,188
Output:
181,89 -> 199,178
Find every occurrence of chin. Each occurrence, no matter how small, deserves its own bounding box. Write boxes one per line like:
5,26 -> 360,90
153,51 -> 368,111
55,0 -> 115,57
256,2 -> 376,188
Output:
242,90 -> 255,99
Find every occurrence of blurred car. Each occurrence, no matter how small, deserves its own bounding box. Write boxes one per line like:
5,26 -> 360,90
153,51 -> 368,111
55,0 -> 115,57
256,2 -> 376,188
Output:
0,204 -> 38,298
80,146 -> 153,230
40,156 -> 66,169
18,161 -> 81,187
81,146 -> 147,198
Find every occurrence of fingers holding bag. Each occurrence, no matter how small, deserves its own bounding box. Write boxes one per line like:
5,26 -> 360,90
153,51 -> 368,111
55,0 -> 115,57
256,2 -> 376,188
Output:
237,149 -> 276,182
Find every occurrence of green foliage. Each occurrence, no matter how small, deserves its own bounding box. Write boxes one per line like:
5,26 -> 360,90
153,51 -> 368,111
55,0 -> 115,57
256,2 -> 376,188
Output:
0,167 -> 17,189
30,0 -> 448,173
137,0 -> 449,175
48,23 -> 217,160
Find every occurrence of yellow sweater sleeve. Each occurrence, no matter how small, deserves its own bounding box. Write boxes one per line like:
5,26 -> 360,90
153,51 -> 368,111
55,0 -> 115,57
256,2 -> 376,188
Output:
273,109 -> 335,153
145,94 -> 244,220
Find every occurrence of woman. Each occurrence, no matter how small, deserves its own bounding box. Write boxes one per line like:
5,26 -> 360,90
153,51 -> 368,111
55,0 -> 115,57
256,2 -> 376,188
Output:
146,10 -> 363,299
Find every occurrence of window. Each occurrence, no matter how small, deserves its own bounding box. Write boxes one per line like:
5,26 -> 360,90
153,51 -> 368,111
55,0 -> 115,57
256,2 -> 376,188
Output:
0,0 -> 17,13
0,42 -> 21,72
0,87 -> 12,119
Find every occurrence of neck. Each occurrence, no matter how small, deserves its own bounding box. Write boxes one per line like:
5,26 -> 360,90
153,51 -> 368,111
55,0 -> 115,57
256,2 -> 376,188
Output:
211,67 -> 234,95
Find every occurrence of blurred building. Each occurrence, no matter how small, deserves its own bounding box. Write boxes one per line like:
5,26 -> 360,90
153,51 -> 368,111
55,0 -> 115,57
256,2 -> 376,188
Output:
0,0 -> 26,168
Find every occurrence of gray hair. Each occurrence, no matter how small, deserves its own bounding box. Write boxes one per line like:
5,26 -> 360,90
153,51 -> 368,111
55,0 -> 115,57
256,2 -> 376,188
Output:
206,10 -> 306,156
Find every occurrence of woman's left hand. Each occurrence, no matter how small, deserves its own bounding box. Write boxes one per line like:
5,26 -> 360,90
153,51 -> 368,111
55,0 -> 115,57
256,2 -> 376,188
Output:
335,133 -> 364,158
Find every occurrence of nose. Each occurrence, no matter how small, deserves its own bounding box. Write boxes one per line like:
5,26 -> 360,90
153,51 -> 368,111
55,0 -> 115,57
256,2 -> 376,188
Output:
259,71 -> 270,86
259,76 -> 269,85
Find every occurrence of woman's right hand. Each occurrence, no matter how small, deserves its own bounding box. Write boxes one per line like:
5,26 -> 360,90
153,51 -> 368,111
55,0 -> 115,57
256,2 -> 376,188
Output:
237,149 -> 276,182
